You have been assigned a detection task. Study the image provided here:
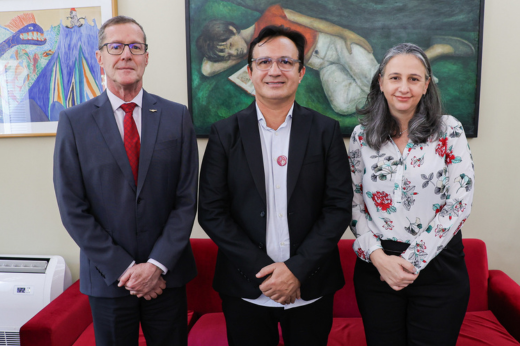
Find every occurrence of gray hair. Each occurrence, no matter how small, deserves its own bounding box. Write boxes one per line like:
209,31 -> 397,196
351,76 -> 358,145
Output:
357,43 -> 443,151
98,16 -> 147,49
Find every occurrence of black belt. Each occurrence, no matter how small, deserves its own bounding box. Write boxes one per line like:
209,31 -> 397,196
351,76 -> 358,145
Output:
380,239 -> 410,257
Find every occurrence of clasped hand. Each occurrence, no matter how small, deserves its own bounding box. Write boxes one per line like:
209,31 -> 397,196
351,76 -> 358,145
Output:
256,262 -> 301,305
370,249 -> 419,291
118,262 -> 166,300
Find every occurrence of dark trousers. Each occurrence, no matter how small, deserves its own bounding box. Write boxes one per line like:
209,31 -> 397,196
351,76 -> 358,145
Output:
220,293 -> 334,346
88,286 -> 187,346
354,232 -> 470,346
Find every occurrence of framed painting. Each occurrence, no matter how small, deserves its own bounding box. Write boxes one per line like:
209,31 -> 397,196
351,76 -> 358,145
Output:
0,0 -> 117,137
186,0 -> 484,137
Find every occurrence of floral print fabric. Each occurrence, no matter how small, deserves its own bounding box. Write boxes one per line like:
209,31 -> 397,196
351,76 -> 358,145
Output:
348,115 -> 474,272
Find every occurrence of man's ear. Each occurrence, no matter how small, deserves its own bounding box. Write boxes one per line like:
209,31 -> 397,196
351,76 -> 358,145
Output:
96,50 -> 103,67
298,66 -> 306,83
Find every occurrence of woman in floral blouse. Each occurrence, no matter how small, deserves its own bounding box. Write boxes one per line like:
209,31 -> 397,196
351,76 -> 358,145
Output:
349,43 -> 474,346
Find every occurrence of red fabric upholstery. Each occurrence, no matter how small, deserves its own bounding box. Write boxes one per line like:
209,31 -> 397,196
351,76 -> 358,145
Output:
187,313 -> 228,346
327,318 -> 367,345
333,240 -> 361,318
457,311 -> 519,345
488,269 -> 520,341
20,280 -> 92,346
463,238 -> 489,311
21,238 -> 520,346
187,238 -> 222,314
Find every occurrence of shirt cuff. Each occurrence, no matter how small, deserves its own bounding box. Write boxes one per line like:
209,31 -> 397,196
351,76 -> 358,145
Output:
118,261 -> 135,280
367,243 -> 383,263
148,259 -> 168,275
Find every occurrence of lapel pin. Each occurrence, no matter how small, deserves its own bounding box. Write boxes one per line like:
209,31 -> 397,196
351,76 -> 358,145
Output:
149,109 -> 157,113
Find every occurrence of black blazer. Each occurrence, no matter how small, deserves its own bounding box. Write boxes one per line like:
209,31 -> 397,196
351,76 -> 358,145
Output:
198,102 -> 353,300
53,90 -> 198,298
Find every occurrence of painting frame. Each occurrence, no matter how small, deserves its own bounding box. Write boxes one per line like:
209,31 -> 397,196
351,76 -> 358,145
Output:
185,0 -> 484,137
0,0 -> 117,138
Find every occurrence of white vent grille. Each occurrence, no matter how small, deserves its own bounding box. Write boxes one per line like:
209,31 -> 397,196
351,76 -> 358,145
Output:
0,331 -> 20,346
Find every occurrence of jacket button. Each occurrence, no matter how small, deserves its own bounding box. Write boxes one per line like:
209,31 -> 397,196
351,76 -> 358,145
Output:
260,211 -> 265,217
258,243 -> 264,249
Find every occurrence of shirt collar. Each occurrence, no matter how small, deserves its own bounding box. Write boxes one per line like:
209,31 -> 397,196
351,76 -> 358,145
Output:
106,88 -> 143,112
256,102 -> 294,129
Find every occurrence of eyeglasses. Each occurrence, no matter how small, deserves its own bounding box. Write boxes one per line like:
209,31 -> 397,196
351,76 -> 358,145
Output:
100,42 -> 148,55
251,57 -> 301,71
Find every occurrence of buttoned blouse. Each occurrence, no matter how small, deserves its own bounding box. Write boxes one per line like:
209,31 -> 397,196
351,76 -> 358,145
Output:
348,115 -> 474,272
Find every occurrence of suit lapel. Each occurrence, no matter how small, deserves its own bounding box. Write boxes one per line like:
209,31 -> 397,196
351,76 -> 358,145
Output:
136,90 -> 160,197
238,102 -> 266,204
92,91 -> 136,192
287,102 -> 312,202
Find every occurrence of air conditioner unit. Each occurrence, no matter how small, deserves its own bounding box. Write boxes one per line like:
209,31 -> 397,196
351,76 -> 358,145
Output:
0,255 -> 72,346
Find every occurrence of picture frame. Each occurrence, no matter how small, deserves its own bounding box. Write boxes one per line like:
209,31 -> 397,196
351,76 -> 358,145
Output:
186,0 -> 484,137
0,0 -> 117,137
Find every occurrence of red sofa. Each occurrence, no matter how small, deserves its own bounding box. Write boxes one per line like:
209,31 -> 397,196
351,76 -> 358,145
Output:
21,238 -> 520,345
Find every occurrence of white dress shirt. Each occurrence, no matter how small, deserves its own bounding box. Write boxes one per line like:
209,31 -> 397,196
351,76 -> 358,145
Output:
106,88 -> 168,276
242,103 -> 320,309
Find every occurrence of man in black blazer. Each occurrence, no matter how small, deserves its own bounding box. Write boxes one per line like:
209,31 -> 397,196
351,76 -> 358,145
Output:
198,26 -> 353,346
53,16 -> 198,346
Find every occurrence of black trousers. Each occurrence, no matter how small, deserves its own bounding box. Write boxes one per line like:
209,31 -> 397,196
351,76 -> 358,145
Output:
88,286 -> 187,346
220,293 -> 334,346
354,232 -> 470,346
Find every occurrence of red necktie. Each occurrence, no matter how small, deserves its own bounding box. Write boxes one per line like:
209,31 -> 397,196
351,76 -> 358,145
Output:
121,102 -> 140,185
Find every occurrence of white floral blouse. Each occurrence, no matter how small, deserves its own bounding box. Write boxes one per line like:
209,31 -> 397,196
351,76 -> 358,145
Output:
348,115 -> 474,272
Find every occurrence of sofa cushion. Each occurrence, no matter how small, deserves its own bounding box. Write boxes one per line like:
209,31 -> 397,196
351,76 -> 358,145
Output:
457,311 -> 520,345
187,239 -> 222,315
333,240 -> 362,318
326,317 -> 367,345
463,239 -> 489,312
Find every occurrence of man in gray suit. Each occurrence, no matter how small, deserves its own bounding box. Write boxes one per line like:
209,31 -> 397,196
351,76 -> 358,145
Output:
53,16 -> 198,346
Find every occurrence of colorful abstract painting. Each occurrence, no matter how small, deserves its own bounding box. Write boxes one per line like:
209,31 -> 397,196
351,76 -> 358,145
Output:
0,1 -> 114,136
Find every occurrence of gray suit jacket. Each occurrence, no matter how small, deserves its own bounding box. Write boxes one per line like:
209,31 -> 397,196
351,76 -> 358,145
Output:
54,90 -> 198,298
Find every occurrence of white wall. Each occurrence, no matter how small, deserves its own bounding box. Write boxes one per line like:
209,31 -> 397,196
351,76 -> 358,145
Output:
1,0 -> 519,284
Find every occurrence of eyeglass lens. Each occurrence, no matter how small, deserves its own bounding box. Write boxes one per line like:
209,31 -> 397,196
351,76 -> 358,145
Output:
255,57 -> 298,71
106,43 -> 146,55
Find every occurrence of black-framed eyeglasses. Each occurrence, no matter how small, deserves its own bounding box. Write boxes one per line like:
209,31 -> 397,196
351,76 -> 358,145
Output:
251,57 -> 301,71
100,42 -> 148,55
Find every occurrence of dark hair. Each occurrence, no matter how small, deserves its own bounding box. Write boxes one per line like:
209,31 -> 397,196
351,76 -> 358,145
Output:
196,20 -> 241,62
98,16 -> 146,49
247,25 -> 305,72
357,43 -> 443,151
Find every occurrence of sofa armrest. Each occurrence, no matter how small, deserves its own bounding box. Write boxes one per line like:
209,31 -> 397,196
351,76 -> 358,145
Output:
488,269 -> 520,342
20,280 -> 92,346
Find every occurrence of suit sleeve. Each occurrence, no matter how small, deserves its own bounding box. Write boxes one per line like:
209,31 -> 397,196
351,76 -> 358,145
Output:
284,121 -> 353,284
147,105 -> 198,270
198,124 -> 274,285
53,110 -> 134,286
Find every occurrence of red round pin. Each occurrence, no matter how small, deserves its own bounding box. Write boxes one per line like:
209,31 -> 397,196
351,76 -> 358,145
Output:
277,155 -> 288,166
